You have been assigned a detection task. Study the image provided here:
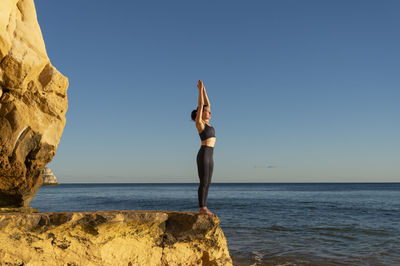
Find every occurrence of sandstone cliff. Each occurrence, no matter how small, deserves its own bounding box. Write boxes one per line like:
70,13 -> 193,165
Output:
0,0 -> 68,207
0,210 -> 233,265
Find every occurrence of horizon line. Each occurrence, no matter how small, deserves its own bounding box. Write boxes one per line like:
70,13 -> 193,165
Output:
53,181 -> 400,184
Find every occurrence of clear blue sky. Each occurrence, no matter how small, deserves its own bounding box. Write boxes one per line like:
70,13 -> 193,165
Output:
35,0 -> 399,183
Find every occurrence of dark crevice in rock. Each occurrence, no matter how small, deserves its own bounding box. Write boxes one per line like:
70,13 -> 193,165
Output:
0,55 -> 7,65
50,213 -> 73,226
38,64 -> 52,88
162,212 -> 198,246
201,251 -> 211,265
47,231 -> 71,250
55,92 -> 66,98
0,192 -> 23,207
16,1 -> 25,22
3,88 -> 10,93
75,214 -> 108,236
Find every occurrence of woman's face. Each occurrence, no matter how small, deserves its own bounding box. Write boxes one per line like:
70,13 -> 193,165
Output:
202,106 -> 211,121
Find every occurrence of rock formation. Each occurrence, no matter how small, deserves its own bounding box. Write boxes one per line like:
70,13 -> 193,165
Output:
0,210 -> 233,265
41,167 -> 58,186
0,0 -> 68,207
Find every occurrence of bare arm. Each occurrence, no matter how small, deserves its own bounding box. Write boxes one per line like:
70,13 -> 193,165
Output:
196,80 -> 204,124
202,84 -> 211,107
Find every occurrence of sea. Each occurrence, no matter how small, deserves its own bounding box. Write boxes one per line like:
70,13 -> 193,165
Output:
30,183 -> 400,266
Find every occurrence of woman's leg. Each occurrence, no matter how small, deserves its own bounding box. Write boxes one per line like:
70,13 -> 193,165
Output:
197,146 -> 214,216
203,148 -> 214,206
197,146 -> 210,207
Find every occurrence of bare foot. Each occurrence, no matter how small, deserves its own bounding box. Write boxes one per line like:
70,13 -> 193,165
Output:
198,207 -> 214,216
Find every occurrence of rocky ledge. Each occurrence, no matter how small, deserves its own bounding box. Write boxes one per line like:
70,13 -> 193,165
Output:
0,210 -> 232,265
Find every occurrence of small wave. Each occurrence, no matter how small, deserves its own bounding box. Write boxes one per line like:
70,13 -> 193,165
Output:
264,225 -> 293,232
310,226 -> 392,237
318,232 -> 357,241
222,225 -> 294,232
88,198 -> 131,206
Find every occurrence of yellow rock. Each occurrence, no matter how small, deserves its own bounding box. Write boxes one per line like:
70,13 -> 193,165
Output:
0,210 -> 233,265
0,0 -> 68,207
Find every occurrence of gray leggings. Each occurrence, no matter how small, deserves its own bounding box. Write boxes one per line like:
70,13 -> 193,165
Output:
196,145 -> 214,207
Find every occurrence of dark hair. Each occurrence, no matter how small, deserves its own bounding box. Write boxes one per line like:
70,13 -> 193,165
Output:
191,105 -> 208,121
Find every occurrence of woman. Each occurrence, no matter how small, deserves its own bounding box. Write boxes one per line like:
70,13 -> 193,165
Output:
191,80 -> 216,216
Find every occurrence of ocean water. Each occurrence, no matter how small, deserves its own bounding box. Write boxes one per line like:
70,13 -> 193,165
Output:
30,183 -> 400,265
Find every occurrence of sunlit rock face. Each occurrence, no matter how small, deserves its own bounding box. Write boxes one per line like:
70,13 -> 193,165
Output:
0,211 -> 233,265
0,0 -> 68,207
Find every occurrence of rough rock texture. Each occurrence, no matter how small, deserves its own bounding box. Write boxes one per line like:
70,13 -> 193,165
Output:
0,210 -> 233,265
0,206 -> 37,213
0,0 -> 68,207
41,167 -> 58,186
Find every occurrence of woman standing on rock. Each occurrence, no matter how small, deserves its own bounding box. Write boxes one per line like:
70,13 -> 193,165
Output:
191,80 -> 216,216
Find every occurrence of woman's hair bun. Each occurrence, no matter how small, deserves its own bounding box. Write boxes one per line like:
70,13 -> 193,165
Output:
191,109 -> 197,121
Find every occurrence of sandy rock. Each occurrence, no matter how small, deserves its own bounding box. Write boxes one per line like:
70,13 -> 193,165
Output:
0,210 -> 233,265
0,0 -> 68,207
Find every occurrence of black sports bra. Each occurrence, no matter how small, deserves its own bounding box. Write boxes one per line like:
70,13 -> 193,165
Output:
199,123 -> 215,141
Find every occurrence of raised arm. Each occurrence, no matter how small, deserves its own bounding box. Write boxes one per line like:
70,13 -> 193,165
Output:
196,80 -> 205,124
202,84 -> 211,107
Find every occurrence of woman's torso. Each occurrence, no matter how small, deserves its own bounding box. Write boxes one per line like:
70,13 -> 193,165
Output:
197,122 -> 216,147
201,138 -> 216,147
